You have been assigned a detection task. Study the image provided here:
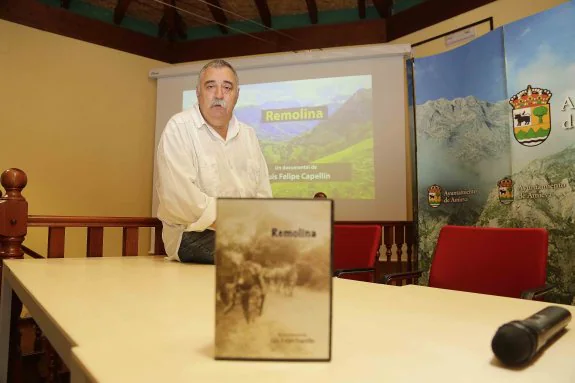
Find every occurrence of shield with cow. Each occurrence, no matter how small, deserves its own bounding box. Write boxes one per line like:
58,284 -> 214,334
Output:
509,85 -> 552,147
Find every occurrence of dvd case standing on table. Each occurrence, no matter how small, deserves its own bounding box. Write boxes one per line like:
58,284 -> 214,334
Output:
214,198 -> 333,361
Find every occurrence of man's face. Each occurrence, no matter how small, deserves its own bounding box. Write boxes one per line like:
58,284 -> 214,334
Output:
196,66 -> 239,129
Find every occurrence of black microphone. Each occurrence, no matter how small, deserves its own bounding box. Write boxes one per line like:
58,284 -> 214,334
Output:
491,306 -> 571,366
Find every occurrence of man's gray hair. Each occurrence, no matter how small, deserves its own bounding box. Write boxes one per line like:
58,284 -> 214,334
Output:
196,59 -> 239,89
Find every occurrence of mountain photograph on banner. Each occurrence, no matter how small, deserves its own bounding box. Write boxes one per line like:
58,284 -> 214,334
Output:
479,0 -> 575,305
414,0 -> 575,304
413,28 -> 510,283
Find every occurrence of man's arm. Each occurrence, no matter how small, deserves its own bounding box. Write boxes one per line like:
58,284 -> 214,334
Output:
156,119 -> 216,230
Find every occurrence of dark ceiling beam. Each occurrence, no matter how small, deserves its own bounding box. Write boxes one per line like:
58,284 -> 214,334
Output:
372,0 -> 392,18
158,0 -> 186,42
386,0 -> 498,40
60,0 -> 71,9
0,0 -> 172,62
358,0 -> 366,19
173,18 -> 387,63
206,0 -> 229,34
253,0 -> 272,28
305,0 -> 318,24
113,0 -> 134,25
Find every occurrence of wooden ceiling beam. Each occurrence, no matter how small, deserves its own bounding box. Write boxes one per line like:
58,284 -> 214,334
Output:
113,0 -> 134,25
358,0 -> 366,19
372,0 -> 392,18
158,0 -> 186,42
305,0 -> 318,24
0,0 -> 172,62
253,0 -> 272,28
206,0 -> 229,34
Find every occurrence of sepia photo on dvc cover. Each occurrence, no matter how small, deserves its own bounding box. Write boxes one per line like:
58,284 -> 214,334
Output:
215,198 -> 333,361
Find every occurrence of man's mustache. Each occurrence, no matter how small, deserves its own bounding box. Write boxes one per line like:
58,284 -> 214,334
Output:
211,99 -> 227,108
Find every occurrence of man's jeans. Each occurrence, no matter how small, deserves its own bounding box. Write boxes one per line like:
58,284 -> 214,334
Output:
178,230 -> 215,264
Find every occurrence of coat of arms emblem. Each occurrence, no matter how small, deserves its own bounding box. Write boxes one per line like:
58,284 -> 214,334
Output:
427,184 -> 442,208
497,177 -> 514,205
509,85 -> 552,147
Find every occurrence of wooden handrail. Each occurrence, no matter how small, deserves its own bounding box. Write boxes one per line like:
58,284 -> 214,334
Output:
336,221 -> 415,226
28,216 -> 161,227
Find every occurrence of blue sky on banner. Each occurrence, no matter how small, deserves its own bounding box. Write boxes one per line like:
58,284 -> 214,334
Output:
413,28 -> 506,104
504,0 -> 575,171
504,0 -> 575,96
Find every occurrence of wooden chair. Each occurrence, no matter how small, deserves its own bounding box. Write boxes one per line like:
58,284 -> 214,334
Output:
382,225 -> 554,300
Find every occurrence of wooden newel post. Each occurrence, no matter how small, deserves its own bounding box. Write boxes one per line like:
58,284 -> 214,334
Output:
0,168 -> 28,383
0,168 -> 28,263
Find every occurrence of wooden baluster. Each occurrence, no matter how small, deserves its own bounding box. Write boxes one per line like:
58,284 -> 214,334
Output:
382,225 -> 393,275
122,227 -> 138,256
394,224 -> 405,285
0,168 -> 28,383
86,227 -> 104,257
374,225 -> 384,283
44,340 -> 62,383
47,227 -> 65,258
405,224 -> 415,284
33,321 -> 43,353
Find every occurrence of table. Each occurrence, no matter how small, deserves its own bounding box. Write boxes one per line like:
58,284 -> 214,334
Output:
1,256 -> 574,382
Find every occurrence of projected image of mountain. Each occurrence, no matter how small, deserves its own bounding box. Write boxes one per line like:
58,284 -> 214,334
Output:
236,75 -> 374,200
262,87 -> 373,199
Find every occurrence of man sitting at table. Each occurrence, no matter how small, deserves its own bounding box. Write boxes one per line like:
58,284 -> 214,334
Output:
155,59 -> 272,264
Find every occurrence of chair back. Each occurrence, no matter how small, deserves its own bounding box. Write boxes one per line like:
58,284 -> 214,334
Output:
333,224 -> 382,282
429,225 -> 548,298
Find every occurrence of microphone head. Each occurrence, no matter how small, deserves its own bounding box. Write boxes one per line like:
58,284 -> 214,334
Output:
491,322 -> 536,366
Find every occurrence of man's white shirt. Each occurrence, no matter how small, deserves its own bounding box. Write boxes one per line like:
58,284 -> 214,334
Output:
156,103 -> 272,261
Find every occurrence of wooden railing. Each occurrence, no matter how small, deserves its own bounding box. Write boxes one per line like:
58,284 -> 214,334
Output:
0,169 -> 166,263
26,215 -> 165,259
338,220 -> 417,281
0,168 -> 167,382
